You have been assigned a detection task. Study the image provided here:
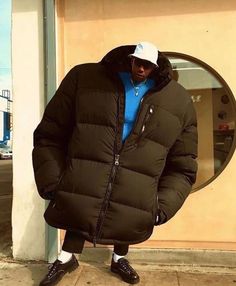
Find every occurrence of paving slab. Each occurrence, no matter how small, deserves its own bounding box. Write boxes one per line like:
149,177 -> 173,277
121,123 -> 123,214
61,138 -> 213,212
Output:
76,265 -> 127,286
1,259 -> 236,286
56,264 -> 83,286
0,261 -> 47,286
74,264 -> 179,286
131,270 -> 179,286
177,271 -> 236,286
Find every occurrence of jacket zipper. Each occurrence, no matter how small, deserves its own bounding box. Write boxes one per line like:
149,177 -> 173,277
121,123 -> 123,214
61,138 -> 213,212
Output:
93,154 -> 120,246
93,86 -> 156,246
93,77 -> 123,246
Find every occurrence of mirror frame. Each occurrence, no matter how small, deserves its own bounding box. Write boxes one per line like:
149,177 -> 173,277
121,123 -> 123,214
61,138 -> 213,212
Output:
163,51 -> 236,192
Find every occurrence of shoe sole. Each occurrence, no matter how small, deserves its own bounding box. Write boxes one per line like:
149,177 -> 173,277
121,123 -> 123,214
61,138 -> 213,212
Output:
111,267 -> 140,284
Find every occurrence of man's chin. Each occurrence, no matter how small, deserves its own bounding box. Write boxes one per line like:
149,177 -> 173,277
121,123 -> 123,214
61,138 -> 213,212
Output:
134,74 -> 146,82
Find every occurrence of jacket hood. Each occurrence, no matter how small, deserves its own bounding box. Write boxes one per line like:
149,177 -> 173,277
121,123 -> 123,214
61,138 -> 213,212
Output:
100,45 -> 173,89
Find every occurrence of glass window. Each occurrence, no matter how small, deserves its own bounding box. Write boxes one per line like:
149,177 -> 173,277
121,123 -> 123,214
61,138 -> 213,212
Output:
165,52 -> 236,191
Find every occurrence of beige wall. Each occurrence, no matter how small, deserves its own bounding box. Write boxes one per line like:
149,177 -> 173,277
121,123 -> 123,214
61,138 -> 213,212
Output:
12,0 -> 46,259
55,0 -> 236,250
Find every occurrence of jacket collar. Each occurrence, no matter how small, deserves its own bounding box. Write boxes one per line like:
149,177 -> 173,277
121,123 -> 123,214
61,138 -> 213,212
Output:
100,45 -> 173,90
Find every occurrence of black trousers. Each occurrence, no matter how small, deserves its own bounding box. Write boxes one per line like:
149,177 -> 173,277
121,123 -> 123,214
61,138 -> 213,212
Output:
62,230 -> 129,256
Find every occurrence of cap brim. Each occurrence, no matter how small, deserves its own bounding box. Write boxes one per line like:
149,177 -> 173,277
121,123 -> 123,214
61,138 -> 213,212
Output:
128,53 -> 158,66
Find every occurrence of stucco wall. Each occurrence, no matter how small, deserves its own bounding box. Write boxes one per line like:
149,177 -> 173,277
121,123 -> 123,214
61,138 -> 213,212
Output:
56,0 -> 236,249
11,0 -> 46,259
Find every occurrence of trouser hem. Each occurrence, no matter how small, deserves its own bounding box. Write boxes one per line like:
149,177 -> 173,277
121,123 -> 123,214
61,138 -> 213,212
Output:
62,231 -> 129,255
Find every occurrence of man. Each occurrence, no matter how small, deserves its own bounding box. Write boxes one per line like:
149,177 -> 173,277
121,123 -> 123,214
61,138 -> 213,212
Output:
33,42 -> 198,285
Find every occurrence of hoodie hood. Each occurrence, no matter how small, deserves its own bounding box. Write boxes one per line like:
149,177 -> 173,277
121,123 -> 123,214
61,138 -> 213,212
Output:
100,45 -> 173,89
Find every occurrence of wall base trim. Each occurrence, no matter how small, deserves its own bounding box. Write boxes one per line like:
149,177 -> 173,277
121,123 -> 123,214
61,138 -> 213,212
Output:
80,247 -> 236,268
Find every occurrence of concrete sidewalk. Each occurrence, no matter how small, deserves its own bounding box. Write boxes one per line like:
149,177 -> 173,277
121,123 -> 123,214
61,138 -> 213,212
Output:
1,256 -> 236,286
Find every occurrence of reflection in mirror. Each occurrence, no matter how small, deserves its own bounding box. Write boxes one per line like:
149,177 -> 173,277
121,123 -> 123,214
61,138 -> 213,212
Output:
166,54 -> 236,190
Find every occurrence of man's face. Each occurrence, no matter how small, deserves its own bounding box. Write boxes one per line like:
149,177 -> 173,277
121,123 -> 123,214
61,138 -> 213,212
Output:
131,57 -> 156,83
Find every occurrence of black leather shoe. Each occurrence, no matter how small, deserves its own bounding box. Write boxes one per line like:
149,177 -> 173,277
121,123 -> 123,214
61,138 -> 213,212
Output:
39,254 -> 79,286
111,257 -> 140,284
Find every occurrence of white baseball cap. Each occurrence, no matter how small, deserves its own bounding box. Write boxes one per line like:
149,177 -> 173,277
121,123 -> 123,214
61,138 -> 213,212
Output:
129,42 -> 159,66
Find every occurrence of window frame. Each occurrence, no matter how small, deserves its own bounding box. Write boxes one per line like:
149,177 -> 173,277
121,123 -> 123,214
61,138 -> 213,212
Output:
163,51 -> 236,191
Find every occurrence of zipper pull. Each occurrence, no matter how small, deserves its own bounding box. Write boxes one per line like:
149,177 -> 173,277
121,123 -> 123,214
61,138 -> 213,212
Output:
114,154 -> 120,166
140,105 -> 154,135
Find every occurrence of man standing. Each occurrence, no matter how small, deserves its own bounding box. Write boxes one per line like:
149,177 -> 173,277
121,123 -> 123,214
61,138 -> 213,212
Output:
33,42 -> 198,285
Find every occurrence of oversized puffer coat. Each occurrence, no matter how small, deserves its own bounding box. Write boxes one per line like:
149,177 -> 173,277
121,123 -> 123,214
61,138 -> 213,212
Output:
32,45 -> 198,246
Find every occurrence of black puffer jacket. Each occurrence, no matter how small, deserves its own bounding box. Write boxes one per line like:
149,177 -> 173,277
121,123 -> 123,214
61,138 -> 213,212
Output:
32,45 -> 198,246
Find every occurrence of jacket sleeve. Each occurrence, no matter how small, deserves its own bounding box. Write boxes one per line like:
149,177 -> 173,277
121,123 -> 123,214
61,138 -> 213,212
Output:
32,67 -> 77,199
156,100 -> 198,225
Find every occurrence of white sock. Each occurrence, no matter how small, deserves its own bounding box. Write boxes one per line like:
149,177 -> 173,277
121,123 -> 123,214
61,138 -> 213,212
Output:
58,250 -> 73,264
113,252 -> 125,263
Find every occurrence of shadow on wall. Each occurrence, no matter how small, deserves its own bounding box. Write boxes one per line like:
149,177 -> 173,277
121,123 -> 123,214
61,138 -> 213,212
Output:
14,185 -> 46,261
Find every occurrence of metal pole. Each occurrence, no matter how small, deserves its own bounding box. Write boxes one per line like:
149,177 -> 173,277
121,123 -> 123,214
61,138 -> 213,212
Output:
43,0 -> 58,263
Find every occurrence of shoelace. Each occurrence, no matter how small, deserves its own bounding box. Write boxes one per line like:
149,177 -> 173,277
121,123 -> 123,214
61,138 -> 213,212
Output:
48,260 -> 62,278
119,259 -> 136,274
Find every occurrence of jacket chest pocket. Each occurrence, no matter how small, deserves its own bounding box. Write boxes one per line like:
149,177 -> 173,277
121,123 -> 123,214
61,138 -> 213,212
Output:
144,105 -> 182,147
133,103 -> 155,138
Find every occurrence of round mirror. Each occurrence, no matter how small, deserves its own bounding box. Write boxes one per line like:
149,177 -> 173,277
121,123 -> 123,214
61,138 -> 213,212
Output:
164,52 -> 236,191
